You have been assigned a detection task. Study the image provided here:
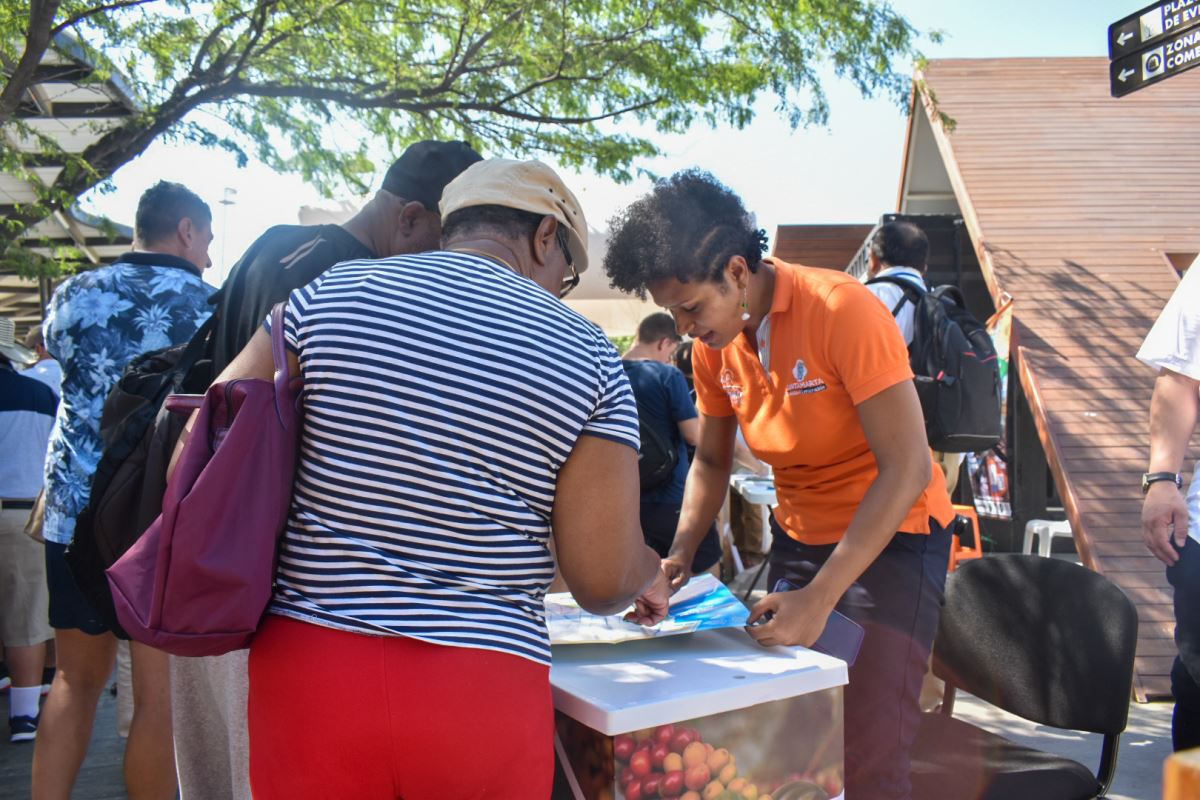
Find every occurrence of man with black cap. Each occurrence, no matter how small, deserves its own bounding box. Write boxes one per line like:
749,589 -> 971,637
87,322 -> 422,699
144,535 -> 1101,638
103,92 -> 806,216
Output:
171,140 -> 481,800
208,139 -> 483,371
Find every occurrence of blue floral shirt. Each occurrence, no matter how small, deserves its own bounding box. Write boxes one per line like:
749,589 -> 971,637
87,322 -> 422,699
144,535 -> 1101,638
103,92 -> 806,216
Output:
41,253 -> 214,545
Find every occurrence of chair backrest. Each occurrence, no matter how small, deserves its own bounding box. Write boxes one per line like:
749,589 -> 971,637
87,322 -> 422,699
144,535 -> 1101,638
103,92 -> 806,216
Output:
931,554 -> 1137,735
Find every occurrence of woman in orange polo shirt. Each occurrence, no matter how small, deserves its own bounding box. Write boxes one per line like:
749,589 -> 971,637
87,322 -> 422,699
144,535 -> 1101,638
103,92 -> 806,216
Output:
605,171 -> 956,800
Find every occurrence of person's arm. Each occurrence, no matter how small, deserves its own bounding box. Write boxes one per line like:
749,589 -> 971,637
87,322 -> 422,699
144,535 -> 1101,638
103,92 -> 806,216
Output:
677,417 -> 700,447
166,327 -> 297,481
661,412 -> 739,591
552,434 -> 669,623
747,379 -> 930,647
1143,368 -> 1199,566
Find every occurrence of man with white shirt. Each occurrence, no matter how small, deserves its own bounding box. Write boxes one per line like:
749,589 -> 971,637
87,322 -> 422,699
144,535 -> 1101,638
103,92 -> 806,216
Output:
1139,257 -> 1200,751
864,221 -> 966,495
864,220 -> 929,346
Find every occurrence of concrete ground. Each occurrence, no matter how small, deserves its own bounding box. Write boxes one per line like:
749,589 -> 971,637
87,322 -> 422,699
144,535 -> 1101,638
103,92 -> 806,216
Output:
0,685 -> 125,800
954,693 -> 1172,800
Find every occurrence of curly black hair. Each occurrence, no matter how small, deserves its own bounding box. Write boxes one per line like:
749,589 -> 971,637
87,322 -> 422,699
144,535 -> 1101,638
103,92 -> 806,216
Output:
603,170 -> 768,298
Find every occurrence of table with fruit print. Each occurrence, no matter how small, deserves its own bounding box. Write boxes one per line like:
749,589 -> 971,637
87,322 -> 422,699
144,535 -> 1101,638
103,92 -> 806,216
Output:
549,626 -> 848,800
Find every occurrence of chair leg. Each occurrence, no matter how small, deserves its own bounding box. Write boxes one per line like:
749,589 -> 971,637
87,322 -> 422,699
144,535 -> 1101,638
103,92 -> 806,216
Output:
1094,733 -> 1121,797
1040,531 -> 1053,558
939,682 -> 958,717
1022,528 -> 1035,554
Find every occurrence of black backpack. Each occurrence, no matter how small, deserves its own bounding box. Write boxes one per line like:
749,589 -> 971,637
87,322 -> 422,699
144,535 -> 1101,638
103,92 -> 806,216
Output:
621,363 -> 680,491
866,277 -> 1002,453
64,316 -> 216,636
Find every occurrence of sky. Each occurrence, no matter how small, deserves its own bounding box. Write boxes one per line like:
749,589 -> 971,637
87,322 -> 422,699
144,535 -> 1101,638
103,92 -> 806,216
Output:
80,1 -> 1140,286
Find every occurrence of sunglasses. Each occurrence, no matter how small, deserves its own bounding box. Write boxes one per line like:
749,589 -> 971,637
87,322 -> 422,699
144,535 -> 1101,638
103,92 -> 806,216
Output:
555,224 -> 579,299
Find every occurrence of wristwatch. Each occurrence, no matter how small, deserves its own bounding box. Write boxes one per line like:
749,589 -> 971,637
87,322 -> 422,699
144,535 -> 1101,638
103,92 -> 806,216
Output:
1142,472 -> 1183,493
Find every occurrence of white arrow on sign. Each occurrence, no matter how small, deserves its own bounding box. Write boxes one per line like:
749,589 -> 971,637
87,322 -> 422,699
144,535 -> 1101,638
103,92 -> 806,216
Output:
1118,31 -> 1135,47
1119,67 -> 1137,82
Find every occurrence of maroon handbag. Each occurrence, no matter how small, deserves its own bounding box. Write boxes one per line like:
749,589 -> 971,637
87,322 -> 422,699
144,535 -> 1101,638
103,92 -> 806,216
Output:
107,304 -> 301,656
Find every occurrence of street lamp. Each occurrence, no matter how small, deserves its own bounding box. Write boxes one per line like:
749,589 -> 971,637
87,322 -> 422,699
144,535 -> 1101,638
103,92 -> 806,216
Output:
219,187 -> 238,272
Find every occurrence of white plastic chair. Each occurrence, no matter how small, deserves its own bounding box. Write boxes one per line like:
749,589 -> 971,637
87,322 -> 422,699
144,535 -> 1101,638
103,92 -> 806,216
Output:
1021,519 -> 1072,557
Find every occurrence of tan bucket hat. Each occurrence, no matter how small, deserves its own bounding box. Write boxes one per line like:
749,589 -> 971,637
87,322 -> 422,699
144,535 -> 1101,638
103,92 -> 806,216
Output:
439,158 -> 590,273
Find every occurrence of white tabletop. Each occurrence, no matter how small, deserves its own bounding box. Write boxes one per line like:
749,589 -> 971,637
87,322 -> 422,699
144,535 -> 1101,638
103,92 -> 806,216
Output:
730,474 -> 777,506
550,627 -> 848,735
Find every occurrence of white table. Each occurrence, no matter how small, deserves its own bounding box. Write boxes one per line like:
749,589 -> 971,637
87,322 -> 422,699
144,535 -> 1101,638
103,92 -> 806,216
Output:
550,628 -> 848,799
730,474 -> 777,506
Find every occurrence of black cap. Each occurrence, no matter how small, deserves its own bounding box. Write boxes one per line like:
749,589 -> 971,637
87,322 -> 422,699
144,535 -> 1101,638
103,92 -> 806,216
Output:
381,140 -> 483,210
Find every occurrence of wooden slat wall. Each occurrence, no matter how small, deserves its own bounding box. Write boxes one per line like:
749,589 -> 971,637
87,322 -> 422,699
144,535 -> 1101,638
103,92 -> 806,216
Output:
919,58 -> 1200,701
773,224 -> 874,271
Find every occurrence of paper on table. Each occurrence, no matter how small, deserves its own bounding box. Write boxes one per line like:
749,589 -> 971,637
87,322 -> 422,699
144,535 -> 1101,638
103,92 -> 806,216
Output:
546,573 -> 750,645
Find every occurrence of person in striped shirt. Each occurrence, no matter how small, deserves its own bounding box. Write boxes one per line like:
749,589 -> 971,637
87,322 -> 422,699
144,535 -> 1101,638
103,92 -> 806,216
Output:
208,158 -> 670,798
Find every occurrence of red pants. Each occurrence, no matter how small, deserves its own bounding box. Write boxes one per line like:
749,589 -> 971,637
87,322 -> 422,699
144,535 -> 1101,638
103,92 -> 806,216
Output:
248,615 -> 554,799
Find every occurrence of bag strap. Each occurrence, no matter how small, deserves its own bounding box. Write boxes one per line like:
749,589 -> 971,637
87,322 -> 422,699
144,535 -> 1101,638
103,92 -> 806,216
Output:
865,275 -> 927,318
169,314 -> 217,394
270,303 -> 291,400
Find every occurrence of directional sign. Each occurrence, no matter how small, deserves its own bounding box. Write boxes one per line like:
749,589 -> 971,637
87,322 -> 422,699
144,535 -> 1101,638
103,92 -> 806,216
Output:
1109,0 -> 1200,58
1111,22 -> 1200,96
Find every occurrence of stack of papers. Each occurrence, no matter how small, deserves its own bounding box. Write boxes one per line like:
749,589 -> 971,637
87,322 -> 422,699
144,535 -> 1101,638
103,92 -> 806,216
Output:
546,573 -> 750,645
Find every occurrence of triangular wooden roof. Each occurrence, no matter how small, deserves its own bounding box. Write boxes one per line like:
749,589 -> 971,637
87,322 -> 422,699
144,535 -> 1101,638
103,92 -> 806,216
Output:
910,57 -> 1200,701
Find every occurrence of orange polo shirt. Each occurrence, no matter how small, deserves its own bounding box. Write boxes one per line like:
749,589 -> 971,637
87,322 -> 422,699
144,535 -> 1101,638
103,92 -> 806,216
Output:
693,258 -> 956,545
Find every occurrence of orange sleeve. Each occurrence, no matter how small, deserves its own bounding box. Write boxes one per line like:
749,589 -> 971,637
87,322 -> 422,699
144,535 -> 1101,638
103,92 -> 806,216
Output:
692,342 -> 735,417
823,282 -> 915,406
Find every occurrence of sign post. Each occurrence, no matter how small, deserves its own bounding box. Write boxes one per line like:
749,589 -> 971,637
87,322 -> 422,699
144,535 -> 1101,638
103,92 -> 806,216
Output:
1110,0 -> 1200,96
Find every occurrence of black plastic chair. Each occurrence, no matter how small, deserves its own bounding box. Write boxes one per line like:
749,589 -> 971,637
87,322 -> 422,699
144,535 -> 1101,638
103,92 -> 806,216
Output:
910,554 -> 1139,799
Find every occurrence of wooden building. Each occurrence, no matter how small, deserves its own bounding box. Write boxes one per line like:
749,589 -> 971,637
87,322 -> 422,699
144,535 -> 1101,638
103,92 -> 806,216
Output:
884,58 -> 1197,701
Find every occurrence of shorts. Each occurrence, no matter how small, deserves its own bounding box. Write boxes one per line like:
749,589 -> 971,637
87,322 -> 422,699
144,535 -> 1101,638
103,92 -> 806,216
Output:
0,508 -> 52,647
640,501 -> 722,573
45,540 -> 109,635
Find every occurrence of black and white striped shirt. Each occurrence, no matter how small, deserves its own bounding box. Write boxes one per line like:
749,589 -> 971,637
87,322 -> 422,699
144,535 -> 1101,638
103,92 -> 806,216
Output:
266,251 -> 639,664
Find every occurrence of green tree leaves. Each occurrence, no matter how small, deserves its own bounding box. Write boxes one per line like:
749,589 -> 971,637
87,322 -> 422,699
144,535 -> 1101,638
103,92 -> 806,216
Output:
2,0 -> 930,255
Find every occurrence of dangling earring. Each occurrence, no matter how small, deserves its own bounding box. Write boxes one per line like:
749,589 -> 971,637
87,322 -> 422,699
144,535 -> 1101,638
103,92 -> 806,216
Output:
740,287 -> 751,322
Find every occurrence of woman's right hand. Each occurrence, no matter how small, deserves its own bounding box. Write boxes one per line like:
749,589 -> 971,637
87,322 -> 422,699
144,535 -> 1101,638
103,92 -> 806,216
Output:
625,568 -> 671,626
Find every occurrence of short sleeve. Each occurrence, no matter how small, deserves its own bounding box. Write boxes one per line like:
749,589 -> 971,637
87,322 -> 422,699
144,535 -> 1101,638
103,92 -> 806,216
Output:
580,335 -> 640,451
823,282 -> 914,406
262,275 -> 323,355
692,342 -> 734,417
664,365 -> 698,423
1138,263 -> 1200,381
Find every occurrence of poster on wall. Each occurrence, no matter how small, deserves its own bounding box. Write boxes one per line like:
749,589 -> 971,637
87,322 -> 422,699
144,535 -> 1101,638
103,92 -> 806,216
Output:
967,300 -> 1013,519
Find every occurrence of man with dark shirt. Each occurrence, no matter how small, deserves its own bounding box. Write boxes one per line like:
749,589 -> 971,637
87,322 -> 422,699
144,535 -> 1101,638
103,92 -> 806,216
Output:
172,140 -> 482,800
622,313 -> 722,574
209,140 -> 483,370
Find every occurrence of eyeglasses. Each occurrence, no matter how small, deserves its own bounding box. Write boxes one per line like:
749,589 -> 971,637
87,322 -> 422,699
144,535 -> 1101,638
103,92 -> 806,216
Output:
555,224 -> 579,299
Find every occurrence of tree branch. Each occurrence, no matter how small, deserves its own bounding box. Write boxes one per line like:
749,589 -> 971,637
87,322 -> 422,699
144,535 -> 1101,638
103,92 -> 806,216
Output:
50,0 -> 159,35
221,78 -> 661,123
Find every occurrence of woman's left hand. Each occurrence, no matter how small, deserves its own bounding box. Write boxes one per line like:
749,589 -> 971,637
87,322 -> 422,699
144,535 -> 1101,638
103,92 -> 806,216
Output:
745,585 -> 836,649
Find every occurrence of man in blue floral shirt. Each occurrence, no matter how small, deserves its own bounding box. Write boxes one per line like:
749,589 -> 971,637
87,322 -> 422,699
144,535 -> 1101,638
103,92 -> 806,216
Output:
35,181 -> 214,800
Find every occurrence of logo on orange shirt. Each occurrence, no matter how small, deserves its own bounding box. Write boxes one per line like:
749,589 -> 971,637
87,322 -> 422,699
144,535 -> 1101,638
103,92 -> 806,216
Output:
786,358 -> 827,396
719,368 -> 745,406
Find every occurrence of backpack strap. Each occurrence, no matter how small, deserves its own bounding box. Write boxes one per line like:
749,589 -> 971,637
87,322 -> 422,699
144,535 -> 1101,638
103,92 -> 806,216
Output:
865,276 -> 928,317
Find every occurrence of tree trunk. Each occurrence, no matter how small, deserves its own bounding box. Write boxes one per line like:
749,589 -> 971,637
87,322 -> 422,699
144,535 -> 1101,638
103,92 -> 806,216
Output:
0,0 -> 64,126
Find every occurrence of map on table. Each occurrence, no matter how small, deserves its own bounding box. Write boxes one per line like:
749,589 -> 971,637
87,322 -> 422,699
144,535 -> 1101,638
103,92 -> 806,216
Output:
546,573 -> 751,644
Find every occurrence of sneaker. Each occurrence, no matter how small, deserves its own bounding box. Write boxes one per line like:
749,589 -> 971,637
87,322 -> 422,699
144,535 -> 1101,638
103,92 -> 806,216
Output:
9,715 -> 37,743
40,667 -> 55,696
